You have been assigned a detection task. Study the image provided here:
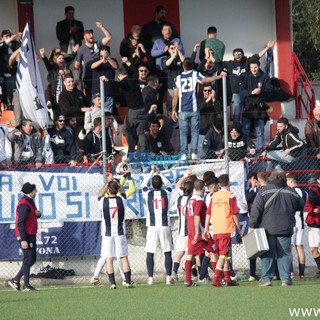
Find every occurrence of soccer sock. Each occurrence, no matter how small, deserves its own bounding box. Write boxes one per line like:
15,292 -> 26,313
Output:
164,252 -> 173,276
185,260 -> 192,284
173,262 -> 180,274
93,256 -> 106,278
124,270 -> 131,284
199,256 -> 210,280
249,258 -> 256,277
314,256 -> 320,270
210,261 -> 217,272
298,264 -> 305,276
213,268 -> 222,285
107,272 -> 116,285
224,270 -> 232,283
146,252 -> 154,277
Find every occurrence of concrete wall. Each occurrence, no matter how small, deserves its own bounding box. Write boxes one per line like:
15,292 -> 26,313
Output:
0,0 -> 277,81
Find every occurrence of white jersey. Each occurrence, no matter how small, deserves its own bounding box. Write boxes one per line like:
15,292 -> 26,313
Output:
293,187 -> 308,229
176,195 -> 192,237
142,187 -> 172,227
98,195 -> 127,237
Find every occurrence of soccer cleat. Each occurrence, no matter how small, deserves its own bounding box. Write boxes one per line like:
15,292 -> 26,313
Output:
123,280 -> 136,286
172,272 -> 179,282
198,277 -> 210,284
110,284 -> 117,289
184,282 -> 198,287
8,280 -> 21,292
148,277 -> 154,285
212,279 -> 222,288
90,277 -> 101,286
281,281 -> 292,287
191,275 -> 198,282
248,276 -> 257,282
22,285 -> 37,291
225,280 -> 239,287
166,276 -> 175,285
258,281 -> 272,287
125,282 -> 135,288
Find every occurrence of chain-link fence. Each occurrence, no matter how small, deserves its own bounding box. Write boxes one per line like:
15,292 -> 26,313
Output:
0,153 -> 319,287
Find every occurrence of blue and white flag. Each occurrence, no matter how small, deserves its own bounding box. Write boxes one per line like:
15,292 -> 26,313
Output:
16,22 -> 48,129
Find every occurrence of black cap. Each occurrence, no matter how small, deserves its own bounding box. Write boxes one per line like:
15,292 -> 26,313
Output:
92,92 -> 101,99
230,122 -> 242,134
21,182 -> 36,194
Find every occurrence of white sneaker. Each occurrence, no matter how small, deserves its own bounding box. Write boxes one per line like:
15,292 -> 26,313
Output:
198,277 -> 209,284
191,153 -> 198,160
148,277 -> 154,285
172,272 -> 179,282
90,277 -> 101,286
180,154 -> 187,161
248,276 -> 257,282
166,275 -> 175,285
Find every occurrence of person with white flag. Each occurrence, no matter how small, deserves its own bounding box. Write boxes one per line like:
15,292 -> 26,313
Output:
16,22 -> 49,130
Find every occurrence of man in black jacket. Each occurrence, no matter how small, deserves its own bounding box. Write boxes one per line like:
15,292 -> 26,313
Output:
56,6 -> 84,54
240,58 -> 271,153
48,114 -> 78,166
249,170 -> 305,286
261,117 -> 304,169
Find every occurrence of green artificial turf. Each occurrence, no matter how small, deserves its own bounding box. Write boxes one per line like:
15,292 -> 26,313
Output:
1,278 -> 320,320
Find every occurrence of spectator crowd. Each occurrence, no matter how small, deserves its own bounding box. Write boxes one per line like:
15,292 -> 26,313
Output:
1,4 -> 318,169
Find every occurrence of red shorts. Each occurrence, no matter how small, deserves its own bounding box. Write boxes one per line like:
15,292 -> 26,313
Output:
187,237 -> 203,256
213,234 -> 231,255
203,236 -> 216,253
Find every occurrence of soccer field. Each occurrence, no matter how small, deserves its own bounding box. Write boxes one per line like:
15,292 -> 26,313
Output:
1,278 -> 320,320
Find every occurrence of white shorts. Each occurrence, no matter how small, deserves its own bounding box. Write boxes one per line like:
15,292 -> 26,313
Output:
175,235 -> 188,252
101,235 -> 128,258
308,227 -> 320,248
145,226 -> 174,254
291,227 -> 304,246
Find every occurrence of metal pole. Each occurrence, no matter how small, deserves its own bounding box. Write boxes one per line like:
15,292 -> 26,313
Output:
100,79 -> 107,184
222,75 -> 229,175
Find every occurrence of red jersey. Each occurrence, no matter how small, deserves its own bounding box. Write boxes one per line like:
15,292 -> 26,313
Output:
187,194 -> 207,241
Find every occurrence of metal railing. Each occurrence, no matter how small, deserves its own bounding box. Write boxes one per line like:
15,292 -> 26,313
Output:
292,53 -> 316,120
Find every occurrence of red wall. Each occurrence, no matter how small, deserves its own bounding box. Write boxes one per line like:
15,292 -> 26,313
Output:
123,0 -> 180,36
275,0 -> 293,94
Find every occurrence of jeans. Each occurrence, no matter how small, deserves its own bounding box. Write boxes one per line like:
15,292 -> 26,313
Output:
242,117 -> 265,153
260,235 -> 291,283
231,93 -> 244,124
178,111 -> 200,156
266,150 -> 297,163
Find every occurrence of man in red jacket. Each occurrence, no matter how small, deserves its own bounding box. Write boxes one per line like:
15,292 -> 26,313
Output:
8,183 -> 41,291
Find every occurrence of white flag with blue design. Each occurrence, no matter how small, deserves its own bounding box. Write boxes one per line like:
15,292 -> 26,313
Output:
16,22 -> 48,129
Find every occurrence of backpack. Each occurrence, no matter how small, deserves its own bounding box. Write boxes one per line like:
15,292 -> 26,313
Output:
305,187 -> 320,226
